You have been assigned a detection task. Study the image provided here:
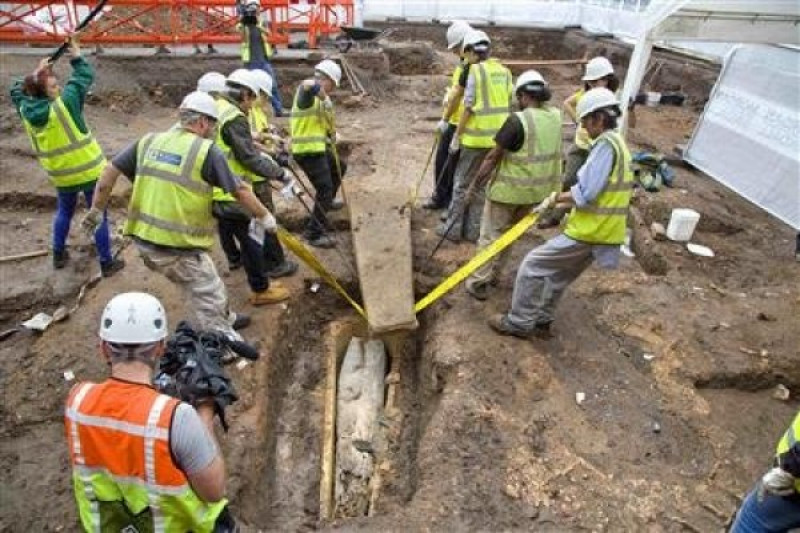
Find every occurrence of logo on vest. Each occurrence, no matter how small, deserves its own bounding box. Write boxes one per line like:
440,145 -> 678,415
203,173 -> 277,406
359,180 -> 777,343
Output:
121,526 -> 141,533
146,148 -> 183,167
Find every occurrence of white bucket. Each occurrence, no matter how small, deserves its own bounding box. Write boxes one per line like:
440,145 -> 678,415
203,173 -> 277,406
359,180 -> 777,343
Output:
646,91 -> 661,107
666,208 -> 701,242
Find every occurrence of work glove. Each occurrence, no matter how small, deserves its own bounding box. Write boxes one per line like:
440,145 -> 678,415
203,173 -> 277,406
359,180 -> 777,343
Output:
329,131 -> 339,145
322,95 -> 334,112
448,134 -> 460,154
280,167 -> 292,184
81,207 -> 103,235
758,467 -> 797,501
248,211 -> 277,246
533,192 -> 560,213
280,180 -> 297,200
435,119 -> 449,136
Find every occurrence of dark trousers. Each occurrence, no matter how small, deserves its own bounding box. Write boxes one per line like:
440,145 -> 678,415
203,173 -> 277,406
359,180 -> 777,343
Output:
432,123 -> 459,208
252,182 -> 286,271
295,149 -> 347,239
216,216 -> 269,293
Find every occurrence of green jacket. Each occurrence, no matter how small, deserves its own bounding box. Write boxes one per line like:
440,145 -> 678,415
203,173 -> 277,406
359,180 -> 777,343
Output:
10,57 -> 96,192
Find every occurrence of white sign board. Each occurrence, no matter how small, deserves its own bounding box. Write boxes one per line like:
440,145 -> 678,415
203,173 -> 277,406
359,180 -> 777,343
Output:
685,44 -> 800,230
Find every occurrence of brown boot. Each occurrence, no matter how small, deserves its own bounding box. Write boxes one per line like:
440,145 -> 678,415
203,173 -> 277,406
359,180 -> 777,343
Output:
249,283 -> 290,306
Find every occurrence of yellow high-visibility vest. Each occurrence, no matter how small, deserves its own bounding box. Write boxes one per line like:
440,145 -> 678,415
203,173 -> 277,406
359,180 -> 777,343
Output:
490,106 -> 563,205
125,129 -> 216,249
776,411 -> 800,493
563,131 -> 634,245
290,83 -> 331,156
445,59 -> 467,126
240,21 -> 273,61
22,97 -> 105,188
213,98 -> 262,203
461,58 -> 512,149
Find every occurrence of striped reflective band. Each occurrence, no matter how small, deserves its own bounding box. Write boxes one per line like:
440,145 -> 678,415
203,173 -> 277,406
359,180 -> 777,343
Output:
73,465 -> 188,496
461,128 -> 497,138
505,110 -> 560,164
145,395 -> 170,531
292,135 -> 329,144
46,152 -> 104,177
69,383 -> 101,533
34,136 -> 95,158
292,107 -> 323,118
494,174 -> 561,187
128,209 -> 215,237
54,101 -> 79,143
579,205 -> 628,215
65,407 -> 170,440
138,135 -> 210,194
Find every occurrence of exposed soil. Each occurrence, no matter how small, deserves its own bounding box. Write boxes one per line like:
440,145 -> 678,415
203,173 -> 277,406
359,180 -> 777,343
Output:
1,27 -> 798,532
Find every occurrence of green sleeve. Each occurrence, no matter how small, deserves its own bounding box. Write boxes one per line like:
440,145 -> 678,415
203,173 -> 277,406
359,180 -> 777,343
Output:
9,78 -> 25,114
60,56 -> 95,133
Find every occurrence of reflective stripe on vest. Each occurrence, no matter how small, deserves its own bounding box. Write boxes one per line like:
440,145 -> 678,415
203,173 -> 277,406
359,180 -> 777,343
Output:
22,97 -> 105,188
65,380 -> 227,532
490,106 -> 563,205
446,61 -> 467,126
564,131 -> 634,245
249,103 -> 269,134
124,129 -> 216,249
776,411 -> 800,493
462,59 -> 512,149
290,84 -> 331,155
214,98 -> 263,198
240,21 -> 273,61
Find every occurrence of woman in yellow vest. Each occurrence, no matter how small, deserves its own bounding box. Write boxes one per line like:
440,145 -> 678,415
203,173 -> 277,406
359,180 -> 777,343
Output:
438,29 -> 512,243
424,19 -> 472,211
9,37 -> 123,276
464,70 -> 562,301
489,88 -> 633,338
538,56 -> 619,228
731,410 -> 800,532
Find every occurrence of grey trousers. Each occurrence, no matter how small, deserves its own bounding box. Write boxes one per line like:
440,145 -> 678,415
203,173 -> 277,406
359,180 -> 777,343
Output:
507,235 -> 596,329
137,245 -> 242,341
467,200 -> 532,288
440,147 -> 489,242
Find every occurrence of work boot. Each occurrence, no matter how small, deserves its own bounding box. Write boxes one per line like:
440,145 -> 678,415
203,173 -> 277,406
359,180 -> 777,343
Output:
329,198 -> 345,211
487,314 -> 551,339
231,313 -> 251,330
249,283 -> 290,306
309,234 -> 336,249
53,249 -> 69,269
465,279 -> 488,301
267,260 -> 299,279
100,258 -> 125,278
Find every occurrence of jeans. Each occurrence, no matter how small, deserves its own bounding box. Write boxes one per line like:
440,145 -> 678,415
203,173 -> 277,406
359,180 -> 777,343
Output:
246,61 -> 283,115
431,123 -> 459,207
295,150 -> 347,239
731,486 -> 800,532
55,186 -> 112,264
216,216 -> 269,293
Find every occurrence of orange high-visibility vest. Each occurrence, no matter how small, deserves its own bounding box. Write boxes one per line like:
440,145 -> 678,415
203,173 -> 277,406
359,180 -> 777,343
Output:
65,379 -> 226,532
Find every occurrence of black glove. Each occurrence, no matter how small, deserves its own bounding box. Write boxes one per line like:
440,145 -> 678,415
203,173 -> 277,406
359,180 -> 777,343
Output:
276,150 -> 291,169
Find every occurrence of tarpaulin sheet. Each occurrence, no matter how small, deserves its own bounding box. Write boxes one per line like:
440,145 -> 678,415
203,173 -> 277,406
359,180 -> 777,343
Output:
685,44 -> 800,230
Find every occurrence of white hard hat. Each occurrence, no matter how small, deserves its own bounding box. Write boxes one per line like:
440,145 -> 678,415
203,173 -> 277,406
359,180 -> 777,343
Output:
315,59 -> 342,87
227,68 -> 260,95
244,0 -> 260,5
577,87 -> 620,119
249,69 -> 273,97
196,72 -> 226,94
462,29 -> 490,52
514,69 -> 546,93
180,91 -> 219,120
446,20 -> 471,50
99,292 -> 168,344
582,56 -> 615,81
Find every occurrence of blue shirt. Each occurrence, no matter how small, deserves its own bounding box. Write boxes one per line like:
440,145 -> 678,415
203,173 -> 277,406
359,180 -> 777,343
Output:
566,138 -> 622,268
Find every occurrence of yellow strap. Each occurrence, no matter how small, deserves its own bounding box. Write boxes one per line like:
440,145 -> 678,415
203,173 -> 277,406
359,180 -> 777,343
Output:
276,228 -> 366,318
414,212 -> 539,313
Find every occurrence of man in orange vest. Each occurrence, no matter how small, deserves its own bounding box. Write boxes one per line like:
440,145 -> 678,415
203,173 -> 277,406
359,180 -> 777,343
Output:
65,292 -> 236,532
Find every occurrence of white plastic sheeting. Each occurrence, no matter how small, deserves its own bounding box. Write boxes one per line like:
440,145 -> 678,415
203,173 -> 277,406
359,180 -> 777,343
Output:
684,45 -> 800,230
